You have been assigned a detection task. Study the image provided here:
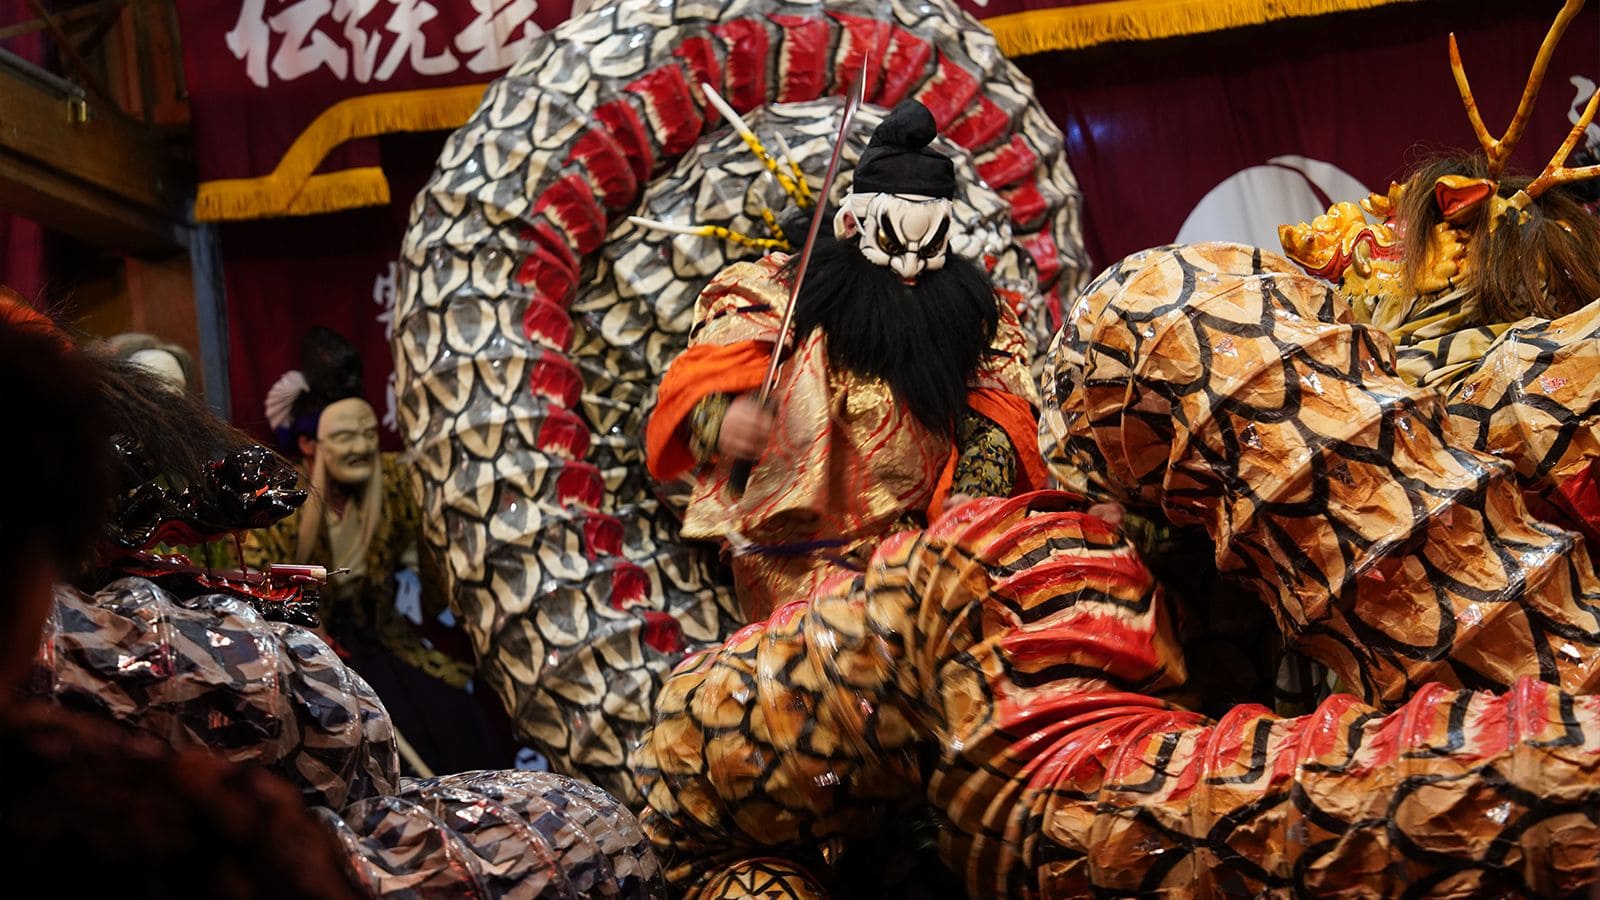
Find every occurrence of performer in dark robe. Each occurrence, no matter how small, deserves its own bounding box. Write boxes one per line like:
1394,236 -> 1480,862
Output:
248,327 -> 518,776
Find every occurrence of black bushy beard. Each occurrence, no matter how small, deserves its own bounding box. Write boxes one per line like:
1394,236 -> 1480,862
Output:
783,232 -> 999,434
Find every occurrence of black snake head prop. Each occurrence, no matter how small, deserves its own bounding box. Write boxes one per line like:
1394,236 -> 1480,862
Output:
106,439 -> 306,553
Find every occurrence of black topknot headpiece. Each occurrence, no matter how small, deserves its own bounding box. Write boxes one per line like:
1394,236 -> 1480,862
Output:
852,100 -> 955,200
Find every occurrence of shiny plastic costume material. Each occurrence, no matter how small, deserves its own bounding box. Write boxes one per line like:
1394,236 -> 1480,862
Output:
396,0 -> 1090,798
323,770 -> 662,898
1045,243 -> 1600,704
35,576 -> 399,808
20,333 -> 663,897
33,575 -> 663,898
636,52 -> 1600,873
628,247 -> 1598,900
632,4 -> 1600,896
634,490 -> 1600,896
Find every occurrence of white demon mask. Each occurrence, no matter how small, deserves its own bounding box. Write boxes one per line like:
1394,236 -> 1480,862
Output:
834,191 -> 954,282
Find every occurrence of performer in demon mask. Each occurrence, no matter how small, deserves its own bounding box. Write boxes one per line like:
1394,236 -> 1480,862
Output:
646,100 -> 1046,619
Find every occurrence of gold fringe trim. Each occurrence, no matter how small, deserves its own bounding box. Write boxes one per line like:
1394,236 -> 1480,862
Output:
197,168 -> 392,219
194,83 -> 488,222
985,0 -> 1423,58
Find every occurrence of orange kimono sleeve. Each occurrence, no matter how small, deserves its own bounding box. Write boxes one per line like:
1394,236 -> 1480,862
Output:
645,340 -> 772,482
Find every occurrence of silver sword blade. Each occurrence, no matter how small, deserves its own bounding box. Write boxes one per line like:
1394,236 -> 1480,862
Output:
754,63 -> 869,405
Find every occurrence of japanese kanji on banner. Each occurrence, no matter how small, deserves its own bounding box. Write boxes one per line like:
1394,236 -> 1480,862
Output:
186,0 -> 1589,457
177,0 -> 578,219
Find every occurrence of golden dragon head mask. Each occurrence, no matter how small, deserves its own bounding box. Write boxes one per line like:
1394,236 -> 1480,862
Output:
1280,0 -> 1600,319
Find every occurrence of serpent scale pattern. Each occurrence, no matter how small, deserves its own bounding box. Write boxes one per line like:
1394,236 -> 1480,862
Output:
396,0 -> 1090,798
322,770 -> 662,898
34,577 -> 399,809
636,489 -> 1600,897
1446,299 -> 1600,495
695,857 -> 828,898
635,241 -> 1600,896
1046,242 -> 1600,706
32,577 -> 661,899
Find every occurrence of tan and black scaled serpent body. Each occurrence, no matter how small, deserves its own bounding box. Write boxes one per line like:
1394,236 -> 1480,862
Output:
634,244 -> 1600,897
1048,243 -> 1600,704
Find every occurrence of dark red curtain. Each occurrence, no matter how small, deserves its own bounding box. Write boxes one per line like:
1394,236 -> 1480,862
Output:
212,0 -> 1599,441
1017,0 -> 1600,266
219,133 -> 442,449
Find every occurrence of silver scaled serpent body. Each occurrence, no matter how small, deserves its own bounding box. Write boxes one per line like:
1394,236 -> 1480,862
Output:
393,0 -> 1090,800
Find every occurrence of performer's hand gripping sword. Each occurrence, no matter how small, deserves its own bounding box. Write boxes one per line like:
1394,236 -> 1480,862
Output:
730,65 -> 867,493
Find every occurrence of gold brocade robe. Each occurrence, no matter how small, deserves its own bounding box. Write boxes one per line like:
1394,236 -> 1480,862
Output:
658,255 -> 1039,617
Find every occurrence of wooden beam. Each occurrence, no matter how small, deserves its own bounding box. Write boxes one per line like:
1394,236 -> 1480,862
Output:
0,0 -> 129,43
0,148 -> 182,255
22,0 -> 119,108
0,50 -> 188,255
129,0 -> 158,123
0,56 -> 175,210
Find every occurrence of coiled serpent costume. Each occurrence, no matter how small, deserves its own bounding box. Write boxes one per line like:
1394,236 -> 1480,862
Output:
387,0 -> 1600,895
34,575 -> 662,898
633,242 -> 1600,897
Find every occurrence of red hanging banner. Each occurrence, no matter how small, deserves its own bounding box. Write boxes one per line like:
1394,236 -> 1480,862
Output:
176,0 -> 577,218
174,0 -> 1425,221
